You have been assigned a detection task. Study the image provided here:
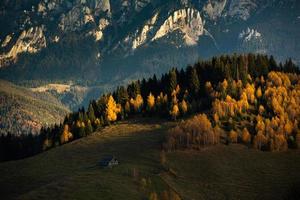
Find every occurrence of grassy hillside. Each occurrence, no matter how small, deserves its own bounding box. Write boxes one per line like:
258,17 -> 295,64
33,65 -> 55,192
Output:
0,80 -> 70,135
0,118 -> 299,200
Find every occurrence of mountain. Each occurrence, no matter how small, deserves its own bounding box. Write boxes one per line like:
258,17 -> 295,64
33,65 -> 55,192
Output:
0,0 -> 299,83
0,80 -> 69,135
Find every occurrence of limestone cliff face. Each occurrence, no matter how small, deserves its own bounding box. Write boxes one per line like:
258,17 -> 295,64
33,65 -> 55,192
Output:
0,26 -> 46,66
94,18 -> 110,41
152,8 -> 204,46
0,0 -> 298,77
131,12 -> 159,49
203,0 -> 227,20
59,6 -> 95,32
120,7 -> 204,53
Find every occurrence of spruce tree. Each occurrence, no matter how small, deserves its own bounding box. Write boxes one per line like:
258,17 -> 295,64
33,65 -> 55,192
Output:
87,103 -> 96,122
187,67 -> 200,97
167,69 -> 177,95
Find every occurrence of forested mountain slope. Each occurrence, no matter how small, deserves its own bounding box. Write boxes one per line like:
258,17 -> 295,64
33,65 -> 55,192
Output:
0,80 -> 69,135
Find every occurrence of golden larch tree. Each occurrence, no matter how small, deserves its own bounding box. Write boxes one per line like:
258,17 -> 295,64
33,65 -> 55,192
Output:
147,92 -> 155,111
170,104 -> 179,120
229,130 -> 238,143
180,99 -> 188,115
106,95 -> 121,123
242,128 -> 251,144
60,124 -> 73,144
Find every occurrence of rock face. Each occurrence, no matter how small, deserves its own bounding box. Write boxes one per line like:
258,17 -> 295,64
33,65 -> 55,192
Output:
227,0 -> 258,20
238,27 -> 266,54
239,27 -> 261,42
203,0 -> 227,20
152,8 -> 204,46
131,12 -> 159,49
59,6 -> 94,32
0,0 -> 299,81
0,26 -> 46,66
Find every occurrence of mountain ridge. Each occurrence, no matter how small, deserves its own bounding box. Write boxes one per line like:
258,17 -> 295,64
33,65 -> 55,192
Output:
0,0 -> 299,83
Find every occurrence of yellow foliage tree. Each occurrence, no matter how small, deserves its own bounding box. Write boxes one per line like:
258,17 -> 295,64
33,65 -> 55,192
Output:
256,86 -> 262,98
130,94 -> 144,112
229,130 -> 238,143
170,104 -> 179,120
60,124 -> 73,144
205,81 -> 214,97
147,92 -> 155,111
253,131 -> 267,150
106,95 -> 121,123
242,128 -> 251,144
258,105 -> 265,115
180,99 -> 188,115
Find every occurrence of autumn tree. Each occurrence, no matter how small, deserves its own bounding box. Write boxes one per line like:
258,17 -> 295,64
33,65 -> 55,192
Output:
170,104 -> 179,120
130,94 -> 144,113
180,99 -> 188,115
256,86 -> 262,99
242,128 -> 251,144
220,79 -> 228,99
253,132 -> 267,150
147,92 -> 155,112
229,130 -> 238,143
106,95 -> 121,123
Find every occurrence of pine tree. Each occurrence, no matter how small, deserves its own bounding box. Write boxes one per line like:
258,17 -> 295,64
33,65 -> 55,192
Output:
269,55 -> 278,71
87,103 -> 96,122
128,81 -> 141,99
167,69 -> 177,96
116,86 -> 129,105
85,120 -> 94,135
188,67 -> 200,97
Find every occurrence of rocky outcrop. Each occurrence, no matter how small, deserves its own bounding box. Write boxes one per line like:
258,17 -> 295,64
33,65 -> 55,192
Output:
238,27 -> 265,53
203,0 -> 227,20
0,26 -> 46,67
239,27 -> 262,42
1,35 -> 12,48
152,8 -> 204,46
59,6 -> 94,32
131,12 -> 159,49
93,18 -> 109,41
227,0 -> 258,20
134,0 -> 151,12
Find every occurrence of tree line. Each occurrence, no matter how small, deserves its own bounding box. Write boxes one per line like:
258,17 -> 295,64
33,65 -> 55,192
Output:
1,53 -> 299,161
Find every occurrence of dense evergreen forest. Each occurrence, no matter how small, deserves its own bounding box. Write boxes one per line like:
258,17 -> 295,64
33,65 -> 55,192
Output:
1,53 -> 300,161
